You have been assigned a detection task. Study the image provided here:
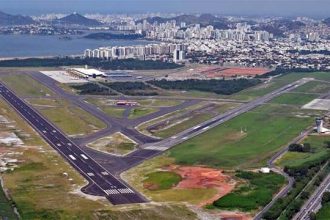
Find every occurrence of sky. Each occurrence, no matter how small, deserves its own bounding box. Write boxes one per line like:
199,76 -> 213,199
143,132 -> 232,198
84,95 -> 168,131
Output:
1,0 -> 329,18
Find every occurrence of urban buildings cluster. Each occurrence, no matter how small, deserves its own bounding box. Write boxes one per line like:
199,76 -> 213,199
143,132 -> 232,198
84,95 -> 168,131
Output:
145,23 -> 273,42
84,43 -> 187,62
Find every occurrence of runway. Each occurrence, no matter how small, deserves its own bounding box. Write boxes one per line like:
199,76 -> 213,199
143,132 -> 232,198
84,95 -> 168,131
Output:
27,71 -> 200,146
141,78 -> 313,153
0,82 -> 147,205
0,73 -> 314,206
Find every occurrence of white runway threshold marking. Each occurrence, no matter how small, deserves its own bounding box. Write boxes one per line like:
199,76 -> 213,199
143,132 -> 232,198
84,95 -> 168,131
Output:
104,189 -> 119,195
81,154 -> 89,160
118,188 -> 134,194
69,155 -> 76,160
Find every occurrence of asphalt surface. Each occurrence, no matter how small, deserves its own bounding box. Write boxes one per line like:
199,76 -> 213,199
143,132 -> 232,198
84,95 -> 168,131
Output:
0,72 -> 315,208
0,82 -> 147,205
141,78 -> 313,153
27,71 -> 200,145
295,172 -> 330,220
88,77 -> 314,176
254,128 -> 314,220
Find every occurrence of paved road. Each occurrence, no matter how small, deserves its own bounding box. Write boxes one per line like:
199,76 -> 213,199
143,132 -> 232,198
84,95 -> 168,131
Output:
254,91 -> 330,220
254,128 -> 313,220
0,73 -> 315,207
91,77 -> 314,176
28,71 -> 200,145
294,172 -> 330,220
141,78 -> 313,153
0,82 -> 147,205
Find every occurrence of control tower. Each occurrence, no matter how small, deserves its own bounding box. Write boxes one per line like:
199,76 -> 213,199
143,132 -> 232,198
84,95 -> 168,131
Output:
315,118 -> 330,134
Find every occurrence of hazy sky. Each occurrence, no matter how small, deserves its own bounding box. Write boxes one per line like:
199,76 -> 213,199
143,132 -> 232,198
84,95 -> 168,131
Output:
1,0 -> 329,17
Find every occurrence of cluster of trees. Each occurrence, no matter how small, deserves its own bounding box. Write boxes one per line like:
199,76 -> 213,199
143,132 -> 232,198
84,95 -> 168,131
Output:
263,154 -> 330,220
256,67 -> 330,79
101,82 -> 159,96
148,78 -> 260,95
288,143 -> 312,153
71,83 -> 117,95
322,191 -> 330,205
0,57 -> 182,70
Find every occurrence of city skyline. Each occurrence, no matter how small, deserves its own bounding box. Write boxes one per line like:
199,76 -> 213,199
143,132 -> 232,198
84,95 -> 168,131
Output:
1,0 -> 330,17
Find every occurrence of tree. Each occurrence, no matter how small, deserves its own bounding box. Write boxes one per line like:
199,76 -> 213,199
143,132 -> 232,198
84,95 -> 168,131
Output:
309,212 -> 316,220
322,192 -> 330,205
324,141 -> 330,148
303,143 -> 311,152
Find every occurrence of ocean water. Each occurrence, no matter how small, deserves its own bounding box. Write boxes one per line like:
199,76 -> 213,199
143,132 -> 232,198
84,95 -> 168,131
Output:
0,34 -> 152,58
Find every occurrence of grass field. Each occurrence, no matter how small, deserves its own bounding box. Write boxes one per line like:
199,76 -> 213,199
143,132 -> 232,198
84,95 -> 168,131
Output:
230,72 -> 330,101
129,107 -> 158,119
26,98 -> 61,107
0,100 -> 44,146
85,98 -> 126,118
143,171 -> 182,190
293,81 -> 330,94
270,93 -> 318,106
33,99 -> 106,137
101,107 -> 126,118
169,104 -> 314,169
316,203 -> 330,220
156,113 -> 213,138
155,102 -> 240,138
213,171 -> 285,212
0,74 -> 54,97
87,132 -> 136,155
139,102 -> 240,138
277,135 -> 330,168
137,99 -> 183,107
123,155 -> 218,205
0,85 -> 197,219
0,184 -> 16,220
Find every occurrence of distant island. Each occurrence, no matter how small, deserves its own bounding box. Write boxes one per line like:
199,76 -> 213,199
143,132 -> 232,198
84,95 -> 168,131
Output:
84,32 -> 144,40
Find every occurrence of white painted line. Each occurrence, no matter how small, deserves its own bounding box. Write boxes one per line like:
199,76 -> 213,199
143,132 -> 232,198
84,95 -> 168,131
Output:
118,188 -> 134,194
81,154 -> 88,160
193,125 -> 201,130
68,155 -> 76,160
202,126 -> 209,131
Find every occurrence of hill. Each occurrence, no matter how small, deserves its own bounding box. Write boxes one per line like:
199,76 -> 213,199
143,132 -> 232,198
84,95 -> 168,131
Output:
0,11 -> 35,26
54,13 -> 102,26
253,19 -> 305,37
323,17 -> 330,26
140,14 -> 230,29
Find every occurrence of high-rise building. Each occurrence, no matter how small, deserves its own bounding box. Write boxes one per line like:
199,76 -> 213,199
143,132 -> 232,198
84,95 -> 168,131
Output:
173,49 -> 185,63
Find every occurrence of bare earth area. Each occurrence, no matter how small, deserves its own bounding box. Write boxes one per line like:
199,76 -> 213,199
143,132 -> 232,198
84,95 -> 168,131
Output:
219,211 -> 252,220
168,165 -> 236,207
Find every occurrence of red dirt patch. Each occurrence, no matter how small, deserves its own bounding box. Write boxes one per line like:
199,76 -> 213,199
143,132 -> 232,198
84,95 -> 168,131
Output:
143,182 -> 159,191
219,211 -> 252,220
201,67 -> 270,78
168,165 -> 236,207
